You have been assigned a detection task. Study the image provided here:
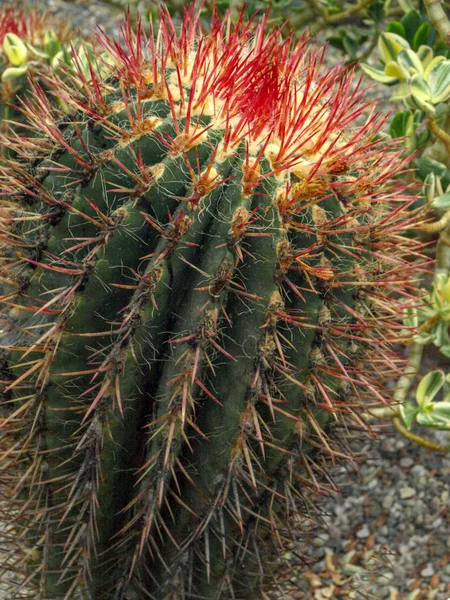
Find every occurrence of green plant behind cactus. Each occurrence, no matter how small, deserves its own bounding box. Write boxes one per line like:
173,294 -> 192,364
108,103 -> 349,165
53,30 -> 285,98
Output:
0,5 -> 424,599
0,6 -> 77,143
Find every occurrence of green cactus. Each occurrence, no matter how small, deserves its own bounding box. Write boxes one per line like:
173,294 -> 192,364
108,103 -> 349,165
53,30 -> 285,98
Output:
0,5 -> 423,599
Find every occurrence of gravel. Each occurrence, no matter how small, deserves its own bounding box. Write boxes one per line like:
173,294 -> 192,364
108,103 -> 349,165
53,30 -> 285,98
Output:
263,427 -> 450,599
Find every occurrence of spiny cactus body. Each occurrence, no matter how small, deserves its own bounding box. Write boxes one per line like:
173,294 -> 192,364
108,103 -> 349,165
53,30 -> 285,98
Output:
0,6 -> 422,599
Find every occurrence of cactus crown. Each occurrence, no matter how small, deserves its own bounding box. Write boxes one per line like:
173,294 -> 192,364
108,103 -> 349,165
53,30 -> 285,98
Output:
0,5 -> 422,599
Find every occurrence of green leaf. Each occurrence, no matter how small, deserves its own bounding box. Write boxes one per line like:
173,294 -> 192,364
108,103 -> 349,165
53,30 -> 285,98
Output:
390,81 -> 412,102
414,156 -> 448,180
422,171 -> 437,202
386,21 -> 406,38
23,42 -> 51,60
402,303 -> 419,328
427,60 -> 450,104
397,48 -> 424,77
366,0 -> 385,23
44,31 -> 61,60
433,320 -> 450,346
341,33 -> 359,59
412,22 -> 431,51
416,370 -> 445,409
327,36 -> 345,52
1,64 -> 28,81
428,401 -> 450,419
390,110 -> 414,138
416,402 -> 450,429
410,74 -> 431,100
360,62 -> 399,84
424,55 -> 446,78
386,60 -> 409,78
3,32 -> 28,66
417,45 -> 434,69
413,331 -> 433,344
439,345 -> 450,358
399,401 -> 420,429
400,9 -> 423,46
398,0 -> 416,13
432,191 -> 450,210
404,92 -> 435,114
378,32 -> 410,64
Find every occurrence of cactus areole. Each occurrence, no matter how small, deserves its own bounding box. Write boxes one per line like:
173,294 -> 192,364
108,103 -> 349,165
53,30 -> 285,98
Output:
0,5 -> 421,599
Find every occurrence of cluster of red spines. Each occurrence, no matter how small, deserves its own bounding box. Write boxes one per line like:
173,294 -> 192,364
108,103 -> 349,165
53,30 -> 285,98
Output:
0,4 -> 428,599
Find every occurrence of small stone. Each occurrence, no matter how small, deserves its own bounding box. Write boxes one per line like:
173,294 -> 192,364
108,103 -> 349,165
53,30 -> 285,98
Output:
356,524 -> 370,539
411,465 -> 426,476
382,495 -> 394,510
376,572 -> 393,584
367,478 -> 378,489
430,517 -> 443,529
400,457 -> 414,468
420,564 -> 434,578
400,487 -> 416,499
312,535 -> 328,547
444,564 -> 450,576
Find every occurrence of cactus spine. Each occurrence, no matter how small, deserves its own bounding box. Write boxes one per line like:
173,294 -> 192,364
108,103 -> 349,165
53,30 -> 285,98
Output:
0,5 -> 421,599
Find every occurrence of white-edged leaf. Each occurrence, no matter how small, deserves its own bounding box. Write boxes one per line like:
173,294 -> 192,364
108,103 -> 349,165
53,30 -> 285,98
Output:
413,331 -> 433,344
424,55 -> 447,79
1,64 -> 28,82
385,60 -> 409,79
3,32 -> 28,66
360,62 -> 399,84
417,403 -> 450,429
433,191 -> 450,210
417,45 -> 434,69
410,74 -> 431,100
378,32 -> 410,64
433,320 -> 450,347
23,41 -> 49,60
398,0 -> 416,13
416,370 -> 445,409
423,172 -> 437,203
397,49 -> 424,77
404,92 -> 435,114
403,304 -> 419,328
399,402 -> 420,429
390,81 -> 411,101
428,60 -> 450,104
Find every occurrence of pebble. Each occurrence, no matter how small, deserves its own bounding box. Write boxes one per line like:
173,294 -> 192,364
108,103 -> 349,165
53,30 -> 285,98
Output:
411,465 -> 426,476
382,494 -> 394,509
312,535 -> 329,547
400,457 -> 415,468
399,486 -> 416,499
420,564 -> 435,577
356,524 -> 370,538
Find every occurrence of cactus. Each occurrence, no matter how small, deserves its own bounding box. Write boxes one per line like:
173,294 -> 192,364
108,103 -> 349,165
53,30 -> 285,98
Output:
0,5 -> 423,599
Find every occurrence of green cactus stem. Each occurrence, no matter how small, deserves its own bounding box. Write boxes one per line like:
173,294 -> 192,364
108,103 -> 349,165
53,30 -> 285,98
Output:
0,5 -> 424,599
